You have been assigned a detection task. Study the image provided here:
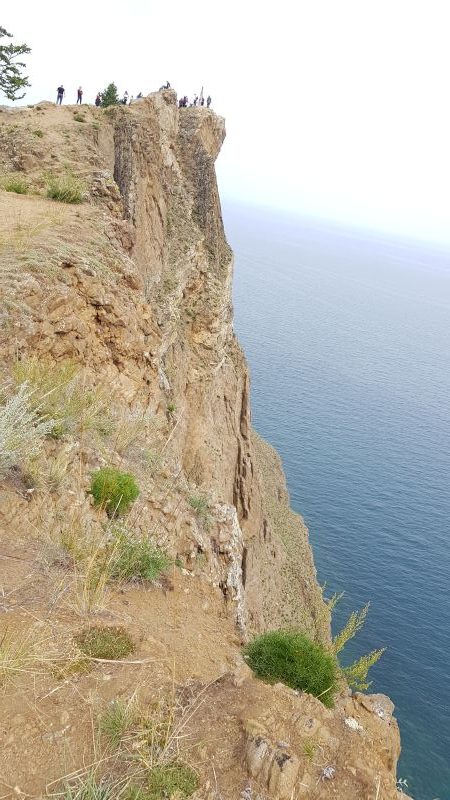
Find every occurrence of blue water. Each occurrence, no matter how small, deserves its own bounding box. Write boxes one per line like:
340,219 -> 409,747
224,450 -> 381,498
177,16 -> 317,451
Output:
224,202 -> 450,800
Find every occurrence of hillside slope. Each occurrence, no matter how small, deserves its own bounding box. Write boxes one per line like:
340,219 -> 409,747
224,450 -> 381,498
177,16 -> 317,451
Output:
0,92 -> 405,799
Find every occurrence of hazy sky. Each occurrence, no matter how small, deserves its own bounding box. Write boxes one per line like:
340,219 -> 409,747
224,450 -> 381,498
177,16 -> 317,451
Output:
3,1 -> 450,243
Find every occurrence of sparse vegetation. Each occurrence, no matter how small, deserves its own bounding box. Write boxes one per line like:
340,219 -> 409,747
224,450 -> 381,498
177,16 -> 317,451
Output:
51,507 -> 101,568
23,445 -> 72,491
342,648 -> 385,691
110,528 -> 171,583
244,630 -> 339,708
32,128 -> 43,137
166,402 -> 176,416
13,357 -> 107,437
99,691 -> 200,799
46,172 -> 85,203
302,739 -> 316,760
3,175 -> 29,194
332,599 -> 385,690
0,627 -> 37,687
107,406 -> 155,455
73,113 -> 86,123
145,763 -> 198,799
144,449 -> 163,477
75,626 -> 134,660
71,547 -> 113,615
98,697 -> 137,748
332,603 -> 370,655
0,383 -> 54,478
90,468 -> 140,517
52,653 -> 91,681
60,772 -> 119,800
188,495 -> 211,528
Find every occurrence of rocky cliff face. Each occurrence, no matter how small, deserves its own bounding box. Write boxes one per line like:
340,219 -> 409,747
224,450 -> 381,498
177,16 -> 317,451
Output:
0,92 -> 405,799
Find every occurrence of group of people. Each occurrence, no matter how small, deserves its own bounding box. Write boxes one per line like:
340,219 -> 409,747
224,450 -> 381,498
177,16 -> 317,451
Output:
178,94 -> 212,108
55,82 -> 212,109
56,85 -> 142,106
94,89 -> 140,107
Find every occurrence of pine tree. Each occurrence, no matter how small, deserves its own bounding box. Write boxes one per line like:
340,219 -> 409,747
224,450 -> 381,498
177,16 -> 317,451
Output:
101,83 -> 120,108
0,27 -> 31,101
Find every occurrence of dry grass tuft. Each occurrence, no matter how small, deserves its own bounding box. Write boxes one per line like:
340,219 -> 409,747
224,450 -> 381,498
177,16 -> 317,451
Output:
106,407 -> 155,457
98,696 -> 138,748
0,382 -> 55,478
2,175 -> 29,194
13,357 -> 108,438
0,625 -> 50,688
23,444 -> 73,491
70,547 -> 115,616
46,173 -> 85,204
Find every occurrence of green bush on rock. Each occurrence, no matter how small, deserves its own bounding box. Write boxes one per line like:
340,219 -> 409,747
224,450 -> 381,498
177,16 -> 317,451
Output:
244,630 -> 339,708
90,467 -> 139,516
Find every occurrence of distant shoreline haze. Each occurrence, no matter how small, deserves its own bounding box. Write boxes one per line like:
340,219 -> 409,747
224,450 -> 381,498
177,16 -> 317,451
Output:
218,192 -> 450,254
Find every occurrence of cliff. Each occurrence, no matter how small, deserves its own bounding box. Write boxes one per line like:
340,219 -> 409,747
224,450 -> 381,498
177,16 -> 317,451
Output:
0,92 -> 405,799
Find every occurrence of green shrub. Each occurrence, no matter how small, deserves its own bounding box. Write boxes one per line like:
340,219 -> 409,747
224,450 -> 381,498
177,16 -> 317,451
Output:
244,630 -> 339,708
75,625 -> 134,660
32,129 -> 44,137
46,173 -> 85,204
73,113 -> 86,123
146,764 -> 198,799
90,468 -> 139,516
110,529 -> 171,582
3,176 -> 28,194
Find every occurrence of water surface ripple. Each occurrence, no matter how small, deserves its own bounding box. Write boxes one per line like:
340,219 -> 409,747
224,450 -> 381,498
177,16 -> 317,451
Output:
225,202 -> 450,800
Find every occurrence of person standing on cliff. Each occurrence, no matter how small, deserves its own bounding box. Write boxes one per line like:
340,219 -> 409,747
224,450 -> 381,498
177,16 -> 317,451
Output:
76,86 -> 83,104
56,85 -> 65,104
207,95 -> 212,108
95,92 -> 101,107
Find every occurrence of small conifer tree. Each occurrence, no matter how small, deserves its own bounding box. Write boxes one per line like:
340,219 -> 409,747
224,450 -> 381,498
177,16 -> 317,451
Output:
101,83 -> 119,108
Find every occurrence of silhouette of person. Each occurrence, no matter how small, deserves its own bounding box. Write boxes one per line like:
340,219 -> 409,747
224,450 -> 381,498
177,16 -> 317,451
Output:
56,85 -> 65,105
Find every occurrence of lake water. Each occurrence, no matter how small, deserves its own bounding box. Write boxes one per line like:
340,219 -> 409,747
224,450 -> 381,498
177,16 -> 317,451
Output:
224,202 -> 450,800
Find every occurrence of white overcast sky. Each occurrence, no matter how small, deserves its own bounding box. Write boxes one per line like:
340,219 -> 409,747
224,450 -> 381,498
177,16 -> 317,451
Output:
3,0 -> 450,243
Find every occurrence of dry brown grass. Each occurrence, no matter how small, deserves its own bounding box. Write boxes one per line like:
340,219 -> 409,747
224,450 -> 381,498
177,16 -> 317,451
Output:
0,624 -> 52,688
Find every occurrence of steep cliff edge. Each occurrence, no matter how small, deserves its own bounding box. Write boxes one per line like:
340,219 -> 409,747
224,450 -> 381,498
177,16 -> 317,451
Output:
0,93 -> 405,799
